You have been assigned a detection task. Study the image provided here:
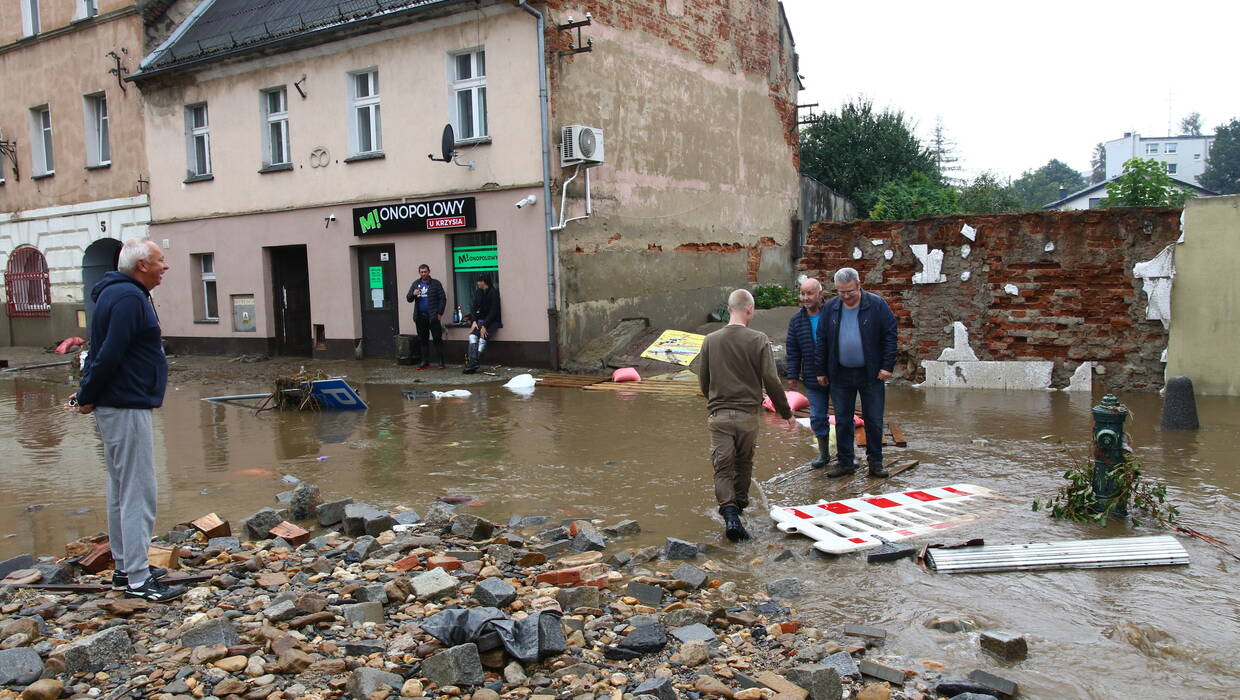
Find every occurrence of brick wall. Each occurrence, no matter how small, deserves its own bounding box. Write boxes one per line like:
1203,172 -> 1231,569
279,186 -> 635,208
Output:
798,208 -> 1182,391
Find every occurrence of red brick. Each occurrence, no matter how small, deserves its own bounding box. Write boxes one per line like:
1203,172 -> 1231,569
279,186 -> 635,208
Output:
426,556 -> 461,572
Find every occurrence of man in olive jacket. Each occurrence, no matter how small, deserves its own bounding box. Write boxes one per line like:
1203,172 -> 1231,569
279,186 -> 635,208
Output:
699,289 -> 795,541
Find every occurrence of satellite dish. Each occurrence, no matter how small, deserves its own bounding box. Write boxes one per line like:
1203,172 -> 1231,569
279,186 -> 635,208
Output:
428,124 -> 456,163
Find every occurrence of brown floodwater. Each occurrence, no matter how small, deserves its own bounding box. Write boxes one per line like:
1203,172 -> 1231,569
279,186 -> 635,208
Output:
2,372 -> 1237,698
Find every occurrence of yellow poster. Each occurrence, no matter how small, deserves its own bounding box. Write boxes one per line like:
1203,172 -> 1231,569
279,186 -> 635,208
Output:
641,330 -> 706,366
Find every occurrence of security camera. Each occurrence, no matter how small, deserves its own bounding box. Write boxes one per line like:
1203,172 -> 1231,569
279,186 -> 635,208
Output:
515,195 -> 537,209
328,214 -> 337,221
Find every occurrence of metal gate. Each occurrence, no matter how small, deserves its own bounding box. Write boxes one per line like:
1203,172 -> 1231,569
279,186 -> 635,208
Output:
4,246 -> 51,317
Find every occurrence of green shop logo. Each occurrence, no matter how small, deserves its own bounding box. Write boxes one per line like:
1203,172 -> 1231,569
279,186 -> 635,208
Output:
454,245 -> 499,271
358,208 -> 382,235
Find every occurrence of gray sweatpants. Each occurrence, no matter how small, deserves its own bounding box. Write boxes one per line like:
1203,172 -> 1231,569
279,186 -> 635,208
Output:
94,407 -> 156,587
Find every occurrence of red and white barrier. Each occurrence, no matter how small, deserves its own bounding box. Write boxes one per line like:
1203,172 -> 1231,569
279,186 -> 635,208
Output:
768,483 -> 998,554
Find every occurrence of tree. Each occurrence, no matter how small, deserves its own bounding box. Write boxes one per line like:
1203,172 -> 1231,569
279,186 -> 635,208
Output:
868,172 -> 959,220
1090,142 -> 1107,184
799,98 -> 938,215
1179,112 -> 1203,136
1199,118 -> 1240,194
958,172 -> 1023,214
1011,159 -> 1087,210
1099,158 -> 1194,207
930,117 -> 964,186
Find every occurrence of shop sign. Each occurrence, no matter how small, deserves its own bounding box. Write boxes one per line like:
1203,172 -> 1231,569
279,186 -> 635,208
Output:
353,197 -> 476,236
454,244 -> 499,271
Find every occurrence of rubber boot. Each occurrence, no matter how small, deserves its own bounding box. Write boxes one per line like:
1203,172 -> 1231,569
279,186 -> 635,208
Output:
462,343 -> 479,374
810,436 -> 830,468
721,506 -> 751,542
868,460 -> 889,478
825,461 -> 855,478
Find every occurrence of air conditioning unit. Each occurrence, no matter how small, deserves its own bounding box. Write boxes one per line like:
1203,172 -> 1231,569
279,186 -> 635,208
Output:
561,125 -> 604,167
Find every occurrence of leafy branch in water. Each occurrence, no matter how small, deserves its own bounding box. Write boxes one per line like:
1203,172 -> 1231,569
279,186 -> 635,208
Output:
1032,440 -> 1179,527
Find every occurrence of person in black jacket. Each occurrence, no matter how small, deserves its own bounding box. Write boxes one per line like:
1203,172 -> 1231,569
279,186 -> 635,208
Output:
463,275 -> 501,374
70,238 -> 186,602
815,267 -> 899,477
406,264 -> 447,369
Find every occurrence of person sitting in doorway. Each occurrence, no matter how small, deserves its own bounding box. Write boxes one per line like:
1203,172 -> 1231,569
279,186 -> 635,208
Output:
464,275 -> 501,374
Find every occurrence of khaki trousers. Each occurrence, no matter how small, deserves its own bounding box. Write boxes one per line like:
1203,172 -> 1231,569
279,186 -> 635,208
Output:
708,408 -> 760,513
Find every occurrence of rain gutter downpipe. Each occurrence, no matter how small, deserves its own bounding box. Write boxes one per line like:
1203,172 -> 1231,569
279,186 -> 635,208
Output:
518,0 -> 559,369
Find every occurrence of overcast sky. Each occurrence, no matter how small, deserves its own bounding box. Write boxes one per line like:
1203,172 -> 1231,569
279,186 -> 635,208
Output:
780,0 -> 1238,181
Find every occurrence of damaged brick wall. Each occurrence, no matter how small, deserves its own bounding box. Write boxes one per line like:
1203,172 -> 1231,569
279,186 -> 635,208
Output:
798,208 -> 1182,391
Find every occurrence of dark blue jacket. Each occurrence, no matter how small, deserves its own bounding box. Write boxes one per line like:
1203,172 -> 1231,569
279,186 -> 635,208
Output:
470,285 -> 502,328
406,277 -> 447,318
785,307 -> 823,383
78,271 -> 167,408
816,290 -> 898,382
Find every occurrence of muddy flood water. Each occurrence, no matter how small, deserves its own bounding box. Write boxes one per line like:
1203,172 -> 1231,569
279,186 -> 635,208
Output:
2,369 -> 1237,698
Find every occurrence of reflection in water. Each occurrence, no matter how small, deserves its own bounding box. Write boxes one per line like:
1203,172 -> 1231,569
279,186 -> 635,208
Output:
0,378 -> 1238,696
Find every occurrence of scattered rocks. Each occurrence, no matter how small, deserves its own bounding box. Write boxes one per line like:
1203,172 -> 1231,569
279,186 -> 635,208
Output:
55,625 -> 133,673
290,482 -> 322,520
0,646 -> 43,685
241,507 -> 286,540
858,659 -> 905,685
626,581 -> 665,606
680,639 -> 711,666
474,577 -> 518,608
347,667 -> 404,699
819,651 -> 860,680
316,498 -> 352,526
340,601 -> 384,626
786,664 -> 844,700
766,577 -> 803,600
672,562 -> 708,589
979,631 -> 1028,661
18,679 -> 63,700
411,567 -> 459,599
670,622 -> 716,643
178,618 -> 241,648
968,668 -> 1018,696
602,519 -> 641,537
452,513 -> 495,540
619,624 -> 668,654
633,676 -> 677,700
422,642 -> 485,687
843,624 -> 887,642
665,538 -> 700,560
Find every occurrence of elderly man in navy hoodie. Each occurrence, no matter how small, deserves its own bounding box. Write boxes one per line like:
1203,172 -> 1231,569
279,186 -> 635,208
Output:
70,238 -> 186,602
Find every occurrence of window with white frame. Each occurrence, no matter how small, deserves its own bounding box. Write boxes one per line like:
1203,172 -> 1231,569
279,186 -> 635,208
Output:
84,93 -> 110,167
198,253 -> 218,320
21,0 -> 40,36
451,49 -> 487,141
29,105 -> 54,176
1165,142 -> 1178,154
348,70 -> 382,155
1167,163 -> 1177,175
261,87 -> 290,167
1194,153 -> 1201,161
1145,143 -> 1159,155
185,103 -> 211,177
74,0 -> 98,20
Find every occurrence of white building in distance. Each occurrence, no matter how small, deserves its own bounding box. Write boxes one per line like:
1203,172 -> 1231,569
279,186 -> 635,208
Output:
1104,132 -> 1214,185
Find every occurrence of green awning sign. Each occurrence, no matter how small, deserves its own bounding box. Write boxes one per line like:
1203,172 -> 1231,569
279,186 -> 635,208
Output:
368,266 -> 384,289
454,245 -> 499,271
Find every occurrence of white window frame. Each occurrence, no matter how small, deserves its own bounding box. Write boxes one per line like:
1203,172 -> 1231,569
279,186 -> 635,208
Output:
450,49 -> 488,142
1167,163 -> 1177,175
200,253 -> 218,321
84,93 -> 110,167
185,103 -> 211,178
261,87 -> 290,167
29,105 -> 54,176
347,69 -> 382,156
1164,142 -> 1177,154
21,0 -> 40,37
1193,153 -> 1201,161
1144,143 -> 1160,155
74,0 -> 98,20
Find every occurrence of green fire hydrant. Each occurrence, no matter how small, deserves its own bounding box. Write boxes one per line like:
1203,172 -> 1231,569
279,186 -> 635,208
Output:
1091,394 -> 1129,516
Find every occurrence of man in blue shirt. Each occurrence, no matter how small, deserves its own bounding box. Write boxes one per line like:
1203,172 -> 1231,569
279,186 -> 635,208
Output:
785,277 -> 831,467
406,264 -> 447,369
816,267 -> 899,477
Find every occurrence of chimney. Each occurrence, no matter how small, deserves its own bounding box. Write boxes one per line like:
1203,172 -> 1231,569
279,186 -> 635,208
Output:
1123,132 -> 1131,138
1058,186 -> 1068,200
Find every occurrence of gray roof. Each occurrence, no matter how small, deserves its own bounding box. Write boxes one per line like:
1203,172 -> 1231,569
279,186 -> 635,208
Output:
137,0 -> 459,77
1041,176 -> 1218,210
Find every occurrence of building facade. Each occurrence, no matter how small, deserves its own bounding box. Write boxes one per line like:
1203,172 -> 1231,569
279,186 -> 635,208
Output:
1104,131 -> 1215,186
0,0 -> 152,346
128,0 -> 803,365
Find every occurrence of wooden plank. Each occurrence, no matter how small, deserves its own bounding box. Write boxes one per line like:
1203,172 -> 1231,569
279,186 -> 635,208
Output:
889,422 -> 907,447
536,373 -> 609,388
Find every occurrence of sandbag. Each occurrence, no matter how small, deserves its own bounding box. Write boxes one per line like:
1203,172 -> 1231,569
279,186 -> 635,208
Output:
611,367 -> 641,382
762,391 -> 809,413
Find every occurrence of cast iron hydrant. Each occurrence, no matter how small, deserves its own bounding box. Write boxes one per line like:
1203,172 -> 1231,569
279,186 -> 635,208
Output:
1091,394 -> 1129,516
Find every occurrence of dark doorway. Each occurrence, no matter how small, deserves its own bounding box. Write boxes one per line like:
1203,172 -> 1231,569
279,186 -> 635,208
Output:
356,244 -> 398,358
269,245 -> 312,356
81,238 -> 122,321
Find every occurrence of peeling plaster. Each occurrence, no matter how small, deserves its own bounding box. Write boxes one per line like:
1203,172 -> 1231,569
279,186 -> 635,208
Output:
1065,362 -> 1094,392
960,271 -> 970,282
883,249 -> 894,260
1044,241 -> 1055,252
1133,244 -> 1175,329
870,239 -> 885,246
961,223 -> 977,241
937,321 -> 978,361
852,247 -> 863,259
1004,283 -> 1019,296
916,320 -> 1092,392
961,244 -> 971,258
910,244 -> 946,284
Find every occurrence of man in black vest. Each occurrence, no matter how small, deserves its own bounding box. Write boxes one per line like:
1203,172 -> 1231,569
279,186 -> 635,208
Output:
464,275 -> 501,374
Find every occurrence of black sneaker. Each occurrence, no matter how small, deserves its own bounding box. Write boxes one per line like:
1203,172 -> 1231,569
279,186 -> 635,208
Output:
111,566 -> 169,591
124,576 -> 187,602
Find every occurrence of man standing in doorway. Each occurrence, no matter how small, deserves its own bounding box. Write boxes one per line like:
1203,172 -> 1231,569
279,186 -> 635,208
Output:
463,275 -> 501,374
71,238 -> 186,602
786,277 -> 831,467
816,267 -> 898,478
406,264 -> 447,369
699,289 -> 795,542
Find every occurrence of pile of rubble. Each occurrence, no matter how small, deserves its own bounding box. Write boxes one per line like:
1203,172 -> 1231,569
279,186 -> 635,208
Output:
0,482 -> 1022,700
